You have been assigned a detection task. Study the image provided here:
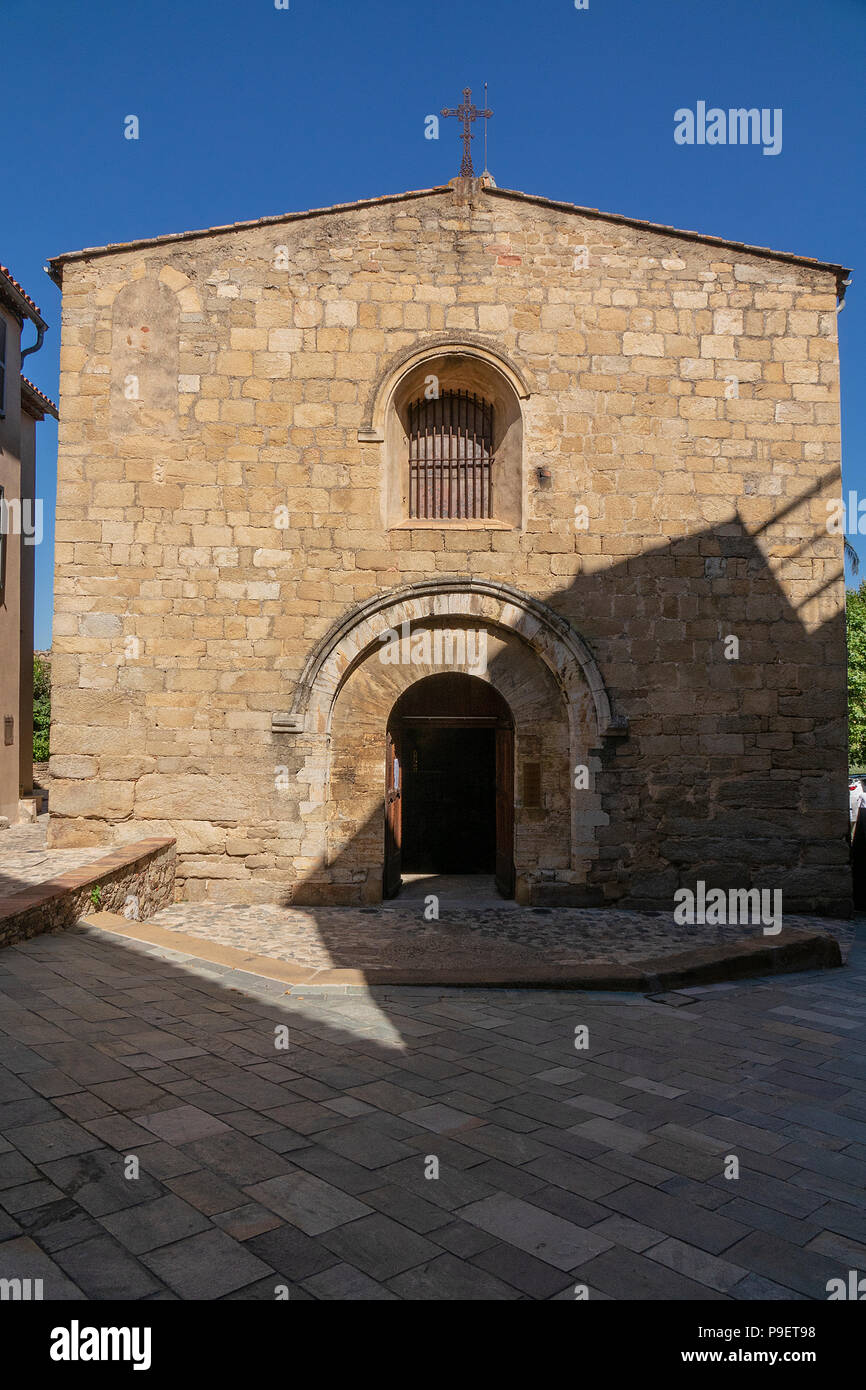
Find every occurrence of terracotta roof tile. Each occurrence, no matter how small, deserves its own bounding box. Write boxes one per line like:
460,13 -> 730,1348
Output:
46,187 -> 451,277
0,262 -> 44,319
20,374 -> 58,419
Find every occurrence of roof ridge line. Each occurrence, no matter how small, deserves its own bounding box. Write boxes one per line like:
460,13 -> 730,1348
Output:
45,183 -> 852,299
487,186 -> 851,291
46,187 -> 451,282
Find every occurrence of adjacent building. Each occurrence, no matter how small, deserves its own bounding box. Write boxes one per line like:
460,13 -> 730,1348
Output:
0,264 -> 57,825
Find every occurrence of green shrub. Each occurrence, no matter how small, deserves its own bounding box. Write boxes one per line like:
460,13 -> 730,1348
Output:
848,582 -> 866,768
33,654 -> 50,762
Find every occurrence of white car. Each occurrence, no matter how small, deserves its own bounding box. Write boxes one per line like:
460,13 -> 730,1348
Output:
850,778 -> 866,825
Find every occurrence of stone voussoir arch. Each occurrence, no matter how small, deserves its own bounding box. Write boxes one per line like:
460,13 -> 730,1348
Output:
358,335 -> 533,441
272,579 -> 626,740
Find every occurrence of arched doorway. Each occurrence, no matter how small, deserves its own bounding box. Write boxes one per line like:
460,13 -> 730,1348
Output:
384,673 -> 515,900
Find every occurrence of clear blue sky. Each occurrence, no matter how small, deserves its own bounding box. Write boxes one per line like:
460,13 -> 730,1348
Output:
3,0 -> 864,647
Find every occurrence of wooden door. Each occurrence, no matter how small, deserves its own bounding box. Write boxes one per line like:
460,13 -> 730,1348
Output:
494,725 -> 515,898
384,726 -> 402,898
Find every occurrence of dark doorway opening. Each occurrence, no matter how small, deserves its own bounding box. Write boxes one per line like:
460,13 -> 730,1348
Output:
384,671 -> 514,899
402,725 -> 495,873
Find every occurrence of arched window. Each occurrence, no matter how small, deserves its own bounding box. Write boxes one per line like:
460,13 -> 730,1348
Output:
408,390 -> 493,520
373,346 -> 526,530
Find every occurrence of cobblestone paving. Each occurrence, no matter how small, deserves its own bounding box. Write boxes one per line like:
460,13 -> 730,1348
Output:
150,899 -> 855,972
0,820 -> 104,900
0,920 -> 864,1299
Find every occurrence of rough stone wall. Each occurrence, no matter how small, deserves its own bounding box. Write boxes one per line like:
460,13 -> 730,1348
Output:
48,181 -> 849,912
0,839 -> 175,948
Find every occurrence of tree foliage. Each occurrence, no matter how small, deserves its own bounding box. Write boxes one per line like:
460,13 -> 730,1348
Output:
33,654 -> 51,763
847,582 -> 866,767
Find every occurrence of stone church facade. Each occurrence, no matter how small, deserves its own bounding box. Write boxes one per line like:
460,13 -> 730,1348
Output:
46,177 -> 851,913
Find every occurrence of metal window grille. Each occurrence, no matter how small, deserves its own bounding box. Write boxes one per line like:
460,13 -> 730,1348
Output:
408,390 -> 493,520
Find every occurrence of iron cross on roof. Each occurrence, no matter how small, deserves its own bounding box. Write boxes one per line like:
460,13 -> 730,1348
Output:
441,86 -> 493,178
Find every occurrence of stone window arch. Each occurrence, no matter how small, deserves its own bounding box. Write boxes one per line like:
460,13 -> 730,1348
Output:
364,344 -> 527,530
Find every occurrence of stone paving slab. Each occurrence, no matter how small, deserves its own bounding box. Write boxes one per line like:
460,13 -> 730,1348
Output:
0,817 -> 100,900
0,919 -> 864,1299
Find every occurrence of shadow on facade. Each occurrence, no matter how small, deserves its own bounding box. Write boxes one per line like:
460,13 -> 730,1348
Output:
286,494 -> 850,927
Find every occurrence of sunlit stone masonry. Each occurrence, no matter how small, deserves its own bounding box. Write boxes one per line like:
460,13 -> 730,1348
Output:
46,175 -> 851,912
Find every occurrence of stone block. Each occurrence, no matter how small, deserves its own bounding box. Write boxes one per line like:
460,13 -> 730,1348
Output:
49,755 -> 98,779
99,756 -> 157,780
133,774 -> 261,822
50,780 -> 135,819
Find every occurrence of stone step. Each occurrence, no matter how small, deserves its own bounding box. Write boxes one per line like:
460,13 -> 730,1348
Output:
81,907 -> 843,993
